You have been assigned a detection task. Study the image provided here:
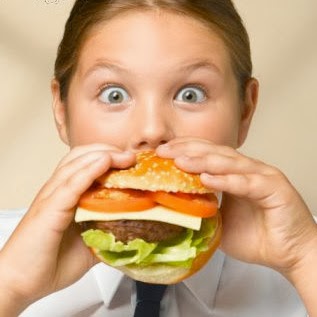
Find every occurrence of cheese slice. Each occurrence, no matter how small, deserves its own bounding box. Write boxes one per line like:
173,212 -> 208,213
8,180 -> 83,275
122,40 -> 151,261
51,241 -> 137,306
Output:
75,205 -> 202,230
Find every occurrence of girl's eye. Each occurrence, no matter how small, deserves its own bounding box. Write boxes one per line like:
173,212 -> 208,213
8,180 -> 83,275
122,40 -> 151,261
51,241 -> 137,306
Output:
99,86 -> 130,104
175,86 -> 206,103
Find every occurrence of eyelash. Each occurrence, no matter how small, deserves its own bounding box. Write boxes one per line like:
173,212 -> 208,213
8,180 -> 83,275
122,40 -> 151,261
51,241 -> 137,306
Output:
97,83 -> 124,96
176,83 -> 209,98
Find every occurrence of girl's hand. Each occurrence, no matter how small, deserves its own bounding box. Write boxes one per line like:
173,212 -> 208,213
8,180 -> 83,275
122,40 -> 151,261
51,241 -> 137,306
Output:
157,138 -> 317,276
0,144 -> 135,314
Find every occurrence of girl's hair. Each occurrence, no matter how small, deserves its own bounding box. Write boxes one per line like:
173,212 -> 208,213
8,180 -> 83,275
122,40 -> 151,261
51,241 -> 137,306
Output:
54,0 -> 252,101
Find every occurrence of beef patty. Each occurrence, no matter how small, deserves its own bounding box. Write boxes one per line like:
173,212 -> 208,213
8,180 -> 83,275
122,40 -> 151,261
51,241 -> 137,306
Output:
82,220 -> 184,243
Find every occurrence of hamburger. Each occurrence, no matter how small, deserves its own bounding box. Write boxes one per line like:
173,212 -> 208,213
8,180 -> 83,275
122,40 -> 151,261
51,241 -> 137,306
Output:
75,151 -> 221,284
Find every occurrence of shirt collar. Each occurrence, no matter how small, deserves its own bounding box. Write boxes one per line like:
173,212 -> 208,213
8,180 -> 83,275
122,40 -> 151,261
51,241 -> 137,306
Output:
92,263 -> 126,307
93,250 -> 225,309
183,250 -> 225,308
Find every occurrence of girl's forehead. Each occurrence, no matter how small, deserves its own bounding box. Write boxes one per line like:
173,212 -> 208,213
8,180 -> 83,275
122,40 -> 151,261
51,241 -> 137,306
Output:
76,10 -> 232,79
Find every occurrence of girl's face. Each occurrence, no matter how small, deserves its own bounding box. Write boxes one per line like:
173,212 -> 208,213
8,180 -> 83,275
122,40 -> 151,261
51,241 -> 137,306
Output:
53,10 -> 257,151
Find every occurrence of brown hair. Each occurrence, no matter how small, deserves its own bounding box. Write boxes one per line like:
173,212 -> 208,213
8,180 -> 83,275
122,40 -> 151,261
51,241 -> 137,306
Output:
54,0 -> 252,101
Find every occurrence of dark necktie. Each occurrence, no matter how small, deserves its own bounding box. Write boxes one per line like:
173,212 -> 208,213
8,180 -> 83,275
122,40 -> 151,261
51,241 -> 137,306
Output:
133,281 -> 168,317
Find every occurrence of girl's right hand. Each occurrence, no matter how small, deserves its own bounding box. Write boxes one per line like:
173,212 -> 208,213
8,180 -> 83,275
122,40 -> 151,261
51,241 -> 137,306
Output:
0,144 -> 135,315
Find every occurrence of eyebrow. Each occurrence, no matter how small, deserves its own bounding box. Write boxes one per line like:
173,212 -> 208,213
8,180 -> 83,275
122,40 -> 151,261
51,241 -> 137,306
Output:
83,60 -> 127,78
177,60 -> 222,75
83,58 -> 221,78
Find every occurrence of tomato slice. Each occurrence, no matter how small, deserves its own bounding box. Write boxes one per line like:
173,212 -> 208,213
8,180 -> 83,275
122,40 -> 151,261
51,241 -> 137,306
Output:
79,187 -> 156,212
150,191 -> 218,218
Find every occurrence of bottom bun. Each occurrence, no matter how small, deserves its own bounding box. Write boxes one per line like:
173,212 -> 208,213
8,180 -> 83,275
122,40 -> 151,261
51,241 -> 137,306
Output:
92,213 -> 222,284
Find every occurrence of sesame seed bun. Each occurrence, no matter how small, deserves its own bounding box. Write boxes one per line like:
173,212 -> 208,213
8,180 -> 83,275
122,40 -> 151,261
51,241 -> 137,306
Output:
98,151 -> 213,194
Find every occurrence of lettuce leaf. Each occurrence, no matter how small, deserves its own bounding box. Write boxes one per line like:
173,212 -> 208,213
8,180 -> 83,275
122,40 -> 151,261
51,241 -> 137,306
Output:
82,218 -> 217,268
82,229 -> 157,266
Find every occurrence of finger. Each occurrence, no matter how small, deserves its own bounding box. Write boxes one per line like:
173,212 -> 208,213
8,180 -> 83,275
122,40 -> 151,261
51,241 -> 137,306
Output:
32,152 -> 111,212
50,155 -> 112,211
41,150 -> 135,199
57,143 -> 123,168
26,154 -> 111,239
108,150 -> 136,169
173,153 -> 269,176
157,138 -> 236,159
162,136 -> 213,147
200,172 -> 286,204
38,151 -> 112,199
55,150 -> 135,203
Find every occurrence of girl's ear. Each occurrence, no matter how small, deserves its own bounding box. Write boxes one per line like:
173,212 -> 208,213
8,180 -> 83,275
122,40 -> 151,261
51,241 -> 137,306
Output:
237,78 -> 259,147
51,79 -> 70,145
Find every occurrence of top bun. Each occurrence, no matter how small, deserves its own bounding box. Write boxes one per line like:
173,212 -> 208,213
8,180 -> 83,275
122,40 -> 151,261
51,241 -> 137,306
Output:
99,151 -> 213,194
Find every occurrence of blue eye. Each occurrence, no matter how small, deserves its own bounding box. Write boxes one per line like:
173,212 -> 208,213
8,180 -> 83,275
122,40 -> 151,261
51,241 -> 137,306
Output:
175,86 -> 206,103
99,86 -> 130,104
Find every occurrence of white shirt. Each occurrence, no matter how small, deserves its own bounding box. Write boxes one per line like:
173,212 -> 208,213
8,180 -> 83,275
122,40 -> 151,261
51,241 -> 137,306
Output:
0,209 -> 307,317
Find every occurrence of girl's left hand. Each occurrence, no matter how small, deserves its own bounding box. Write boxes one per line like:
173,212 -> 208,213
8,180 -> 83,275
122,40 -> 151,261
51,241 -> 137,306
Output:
156,137 -> 317,277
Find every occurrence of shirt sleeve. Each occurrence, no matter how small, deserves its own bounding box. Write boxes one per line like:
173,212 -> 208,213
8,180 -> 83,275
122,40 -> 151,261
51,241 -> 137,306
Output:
0,209 -> 26,249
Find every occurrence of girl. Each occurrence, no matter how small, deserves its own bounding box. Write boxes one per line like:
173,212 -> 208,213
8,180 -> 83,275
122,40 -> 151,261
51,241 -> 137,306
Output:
0,1 -> 316,316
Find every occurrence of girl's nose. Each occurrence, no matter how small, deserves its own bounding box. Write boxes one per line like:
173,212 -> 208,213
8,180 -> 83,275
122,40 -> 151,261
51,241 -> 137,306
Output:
130,101 -> 174,151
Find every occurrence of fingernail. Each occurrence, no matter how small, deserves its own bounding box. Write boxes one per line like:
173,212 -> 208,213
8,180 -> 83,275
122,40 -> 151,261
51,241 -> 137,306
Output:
156,144 -> 170,155
157,143 -> 169,150
201,172 -> 213,179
